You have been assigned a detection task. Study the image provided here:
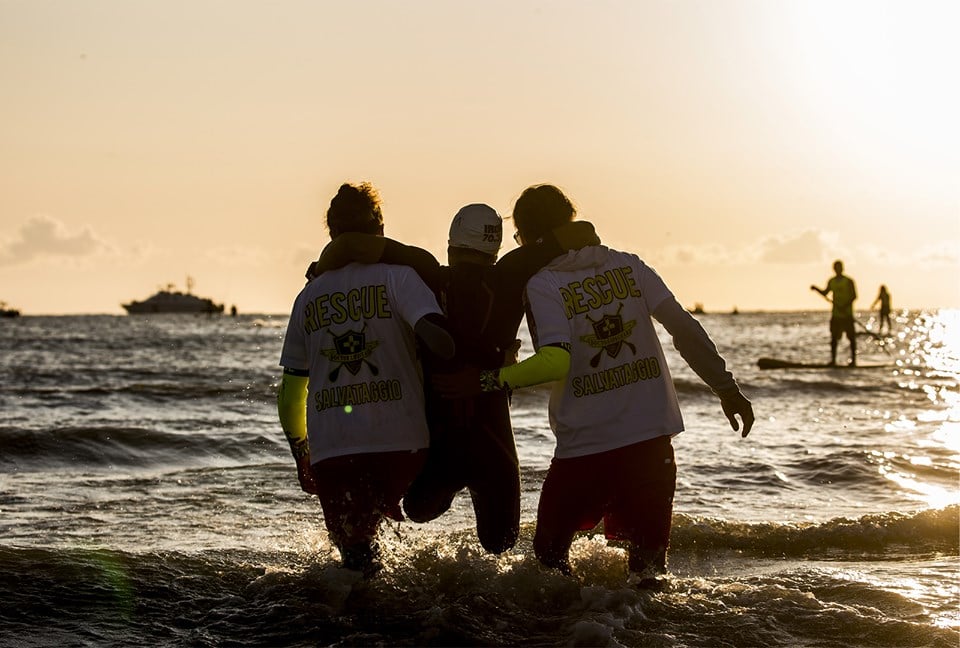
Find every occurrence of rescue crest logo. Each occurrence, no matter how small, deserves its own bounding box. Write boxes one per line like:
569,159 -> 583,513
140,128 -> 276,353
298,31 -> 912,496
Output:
580,303 -> 637,367
316,324 -> 404,412
573,302 -> 661,398
321,324 -> 380,382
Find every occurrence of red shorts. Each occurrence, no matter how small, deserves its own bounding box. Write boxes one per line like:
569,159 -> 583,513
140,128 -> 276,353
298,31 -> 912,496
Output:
534,435 -> 676,564
309,449 -> 427,550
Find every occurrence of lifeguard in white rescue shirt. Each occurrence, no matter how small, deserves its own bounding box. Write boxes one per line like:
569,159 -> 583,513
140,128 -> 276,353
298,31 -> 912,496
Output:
277,182 -> 454,577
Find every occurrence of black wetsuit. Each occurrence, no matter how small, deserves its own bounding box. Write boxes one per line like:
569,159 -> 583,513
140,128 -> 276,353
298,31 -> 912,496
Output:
405,257 -> 541,553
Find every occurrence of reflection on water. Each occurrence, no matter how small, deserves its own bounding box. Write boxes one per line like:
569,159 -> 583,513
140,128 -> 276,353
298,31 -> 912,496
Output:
931,420 -> 960,454
2,312 -> 957,645
900,309 -> 960,373
878,459 -> 959,509
876,310 -> 960,509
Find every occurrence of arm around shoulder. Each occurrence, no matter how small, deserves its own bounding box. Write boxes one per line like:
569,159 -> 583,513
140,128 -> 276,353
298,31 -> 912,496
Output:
496,221 -> 601,285
414,312 -> 456,361
381,240 -> 443,290
307,232 -> 388,279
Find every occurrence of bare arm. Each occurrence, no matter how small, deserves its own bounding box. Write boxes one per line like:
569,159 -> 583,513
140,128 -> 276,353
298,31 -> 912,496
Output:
306,233 -> 443,290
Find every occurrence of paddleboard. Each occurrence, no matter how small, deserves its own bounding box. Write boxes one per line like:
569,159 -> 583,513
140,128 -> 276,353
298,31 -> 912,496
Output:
757,357 -> 895,370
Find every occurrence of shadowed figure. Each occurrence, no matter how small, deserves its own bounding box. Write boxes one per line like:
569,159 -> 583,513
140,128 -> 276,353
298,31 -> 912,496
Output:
871,285 -> 892,335
811,260 -> 858,366
276,182 -> 455,576
434,184 -> 754,586
306,203 -> 599,555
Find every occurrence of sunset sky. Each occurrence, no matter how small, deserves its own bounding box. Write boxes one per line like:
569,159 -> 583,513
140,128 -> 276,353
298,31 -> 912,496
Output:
2,0 -> 957,315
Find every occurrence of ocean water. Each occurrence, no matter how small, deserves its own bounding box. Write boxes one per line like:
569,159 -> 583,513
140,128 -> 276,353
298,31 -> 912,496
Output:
0,311 -> 957,647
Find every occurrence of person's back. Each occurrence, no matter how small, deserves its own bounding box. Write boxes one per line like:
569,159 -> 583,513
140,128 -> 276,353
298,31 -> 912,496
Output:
444,184 -> 754,582
277,182 -> 454,575
405,206 -> 524,553
524,245 -> 684,457
439,263 -> 520,369
302,203 -> 600,554
289,262 -> 438,459
404,257 -> 522,553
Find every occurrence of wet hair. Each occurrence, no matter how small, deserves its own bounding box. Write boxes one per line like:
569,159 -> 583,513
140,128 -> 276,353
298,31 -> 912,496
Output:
326,183 -> 384,238
512,184 -> 576,243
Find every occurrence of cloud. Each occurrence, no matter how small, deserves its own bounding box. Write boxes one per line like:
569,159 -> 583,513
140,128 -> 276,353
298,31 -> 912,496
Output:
0,215 -> 105,266
291,246 -> 320,267
651,243 -> 737,266
911,240 -> 960,269
852,243 -> 897,267
643,229 -> 852,268
759,229 -> 831,264
642,228 -> 958,280
204,245 -> 275,268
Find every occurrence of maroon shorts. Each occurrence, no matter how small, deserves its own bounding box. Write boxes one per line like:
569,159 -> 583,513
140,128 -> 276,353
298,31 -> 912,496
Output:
309,449 -> 427,550
534,435 -> 676,565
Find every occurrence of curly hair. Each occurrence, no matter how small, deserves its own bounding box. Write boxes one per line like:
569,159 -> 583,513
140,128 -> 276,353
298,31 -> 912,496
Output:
512,184 -> 576,243
326,182 -> 384,238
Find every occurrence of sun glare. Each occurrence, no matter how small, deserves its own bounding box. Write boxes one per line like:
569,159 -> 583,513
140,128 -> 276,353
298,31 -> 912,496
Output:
786,1 -> 958,158
877,309 -> 960,508
923,310 -> 960,374
879,464 -> 960,509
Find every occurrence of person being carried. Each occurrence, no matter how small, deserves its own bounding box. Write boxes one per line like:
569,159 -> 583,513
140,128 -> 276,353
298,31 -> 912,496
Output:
811,260 -> 858,366
306,203 -> 598,554
277,182 -> 455,576
871,285 -> 892,335
436,184 -> 754,586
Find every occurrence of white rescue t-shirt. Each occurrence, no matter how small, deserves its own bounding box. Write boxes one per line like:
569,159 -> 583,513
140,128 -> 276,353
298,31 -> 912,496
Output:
525,246 -> 685,459
280,263 -> 442,463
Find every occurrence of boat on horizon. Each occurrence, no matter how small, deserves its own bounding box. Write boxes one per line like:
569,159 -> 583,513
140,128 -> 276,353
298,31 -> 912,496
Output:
122,278 -> 224,315
0,301 -> 21,318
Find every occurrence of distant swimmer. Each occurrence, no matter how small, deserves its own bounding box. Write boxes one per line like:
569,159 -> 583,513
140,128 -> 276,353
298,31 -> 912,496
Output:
871,285 -> 892,335
811,260 -> 857,366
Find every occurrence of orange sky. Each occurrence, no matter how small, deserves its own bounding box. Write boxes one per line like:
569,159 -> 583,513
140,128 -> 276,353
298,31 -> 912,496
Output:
1,0 -> 957,315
